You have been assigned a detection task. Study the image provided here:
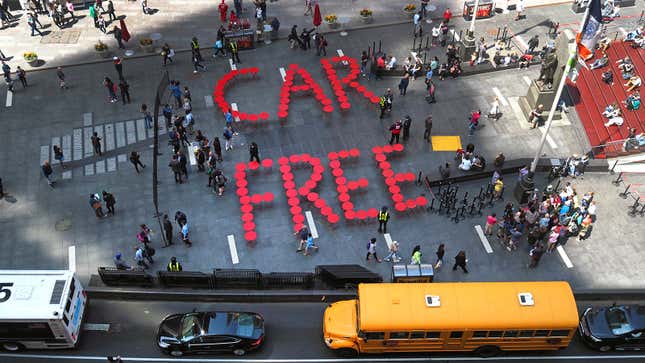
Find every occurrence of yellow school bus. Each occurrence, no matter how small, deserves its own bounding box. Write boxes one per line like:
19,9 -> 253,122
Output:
323,281 -> 579,357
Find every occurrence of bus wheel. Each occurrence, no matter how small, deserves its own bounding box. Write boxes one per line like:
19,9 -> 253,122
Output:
2,342 -> 24,352
598,345 -> 613,352
335,348 -> 358,357
170,350 -> 184,357
475,345 -> 501,358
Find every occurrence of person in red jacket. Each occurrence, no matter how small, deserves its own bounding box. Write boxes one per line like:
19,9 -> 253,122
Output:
389,119 -> 403,144
218,0 -> 228,22
443,8 -> 452,23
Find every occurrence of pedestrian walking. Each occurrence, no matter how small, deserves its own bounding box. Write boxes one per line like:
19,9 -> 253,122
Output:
169,155 -> 182,183
488,96 -> 500,120
113,25 -> 125,49
162,214 -> 173,246
484,213 -> 497,235
129,151 -> 145,173
434,243 -> 445,269
183,86 -> 192,103
89,193 -> 105,218
384,241 -> 402,262
91,132 -> 102,155
137,224 -> 152,245
228,40 -> 241,64
27,13 -> 43,36
56,67 -> 68,89
379,88 -> 393,119
303,233 -> 318,256
398,73 -> 410,96
169,80 -> 182,107
89,3 -> 98,27
190,37 -> 202,61
102,190 -> 116,215
118,79 -> 131,104
133,246 -> 148,268
411,245 -> 422,264
167,256 -> 182,271
402,115 -> 412,140
113,253 -> 131,270
249,142 -> 260,162
162,104 -> 173,128
192,52 -> 206,73
528,242 -> 545,268
181,223 -> 192,247
1,61 -> 9,80
177,150 -> 189,177
494,176 -> 504,200
377,206 -> 389,233
316,34 -> 327,56
141,104 -> 153,129
106,0 -> 116,21
214,169 -> 227,196
218,0 -> 228,21
174,210 -> 187,228
161,43 -> 175,66
103,77 -> 118,102
366,238 -> 382,262
53,145 -> 64,168
360,50 -> 369,77
223,126 -> 234,151
41,161 -> 54,187
468,109 -> 481,136
98,16 -> 107,33
16,66 -> 27,88
213,137 -> 223,161
452,250 -> 468,273
388,119 -> 403,145
295,225 -> 309,251
113,56 -> 124,80
423,115 -> 432,142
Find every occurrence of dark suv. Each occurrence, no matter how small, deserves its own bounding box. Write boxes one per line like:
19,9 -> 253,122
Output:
579,304 -> 645,351
157,311 -> 265,356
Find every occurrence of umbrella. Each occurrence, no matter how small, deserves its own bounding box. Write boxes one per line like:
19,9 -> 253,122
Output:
313,3 -> 321,28
120,19 -> 131,42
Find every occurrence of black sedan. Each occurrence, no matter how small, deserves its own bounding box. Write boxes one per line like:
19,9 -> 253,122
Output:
579,304 -> 645,351
157,311 -> 265,356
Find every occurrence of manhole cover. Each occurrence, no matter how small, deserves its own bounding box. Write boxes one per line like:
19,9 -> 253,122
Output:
55,218 -> 72,231
41,30 -> 81,45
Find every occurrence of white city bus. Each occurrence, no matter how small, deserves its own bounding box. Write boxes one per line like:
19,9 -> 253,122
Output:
0,270 -> 87,351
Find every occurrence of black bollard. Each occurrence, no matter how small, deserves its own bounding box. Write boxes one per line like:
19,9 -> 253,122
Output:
495,27 -> 500,40
639,203 -> 645,216
429,198 -> 435,211
459,206 -> 466,218
628,198 -> 640,217
462,192 -> 469,204
453,208 -> 460,223
417,171 -> 423,185
609,160 -> 619,174
413,36 -> 417,50
488,190 -> 495,207
478,186 -> 484,199
425,35 -> 430,49
619,184 -> 631,199
612,172 -> 624,186
468,201 -> 476,215
477,200 -> 484,215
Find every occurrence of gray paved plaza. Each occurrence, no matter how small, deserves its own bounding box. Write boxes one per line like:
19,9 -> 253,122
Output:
1,2 -> 644,289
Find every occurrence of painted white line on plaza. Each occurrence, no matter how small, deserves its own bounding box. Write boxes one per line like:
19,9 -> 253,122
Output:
227,235 -> 239,265
474,225 -> 494,254
523,76 -> 532,86
618,27 -> 627,36
68,245 -> 76,272
450,29 -> 460,41
491,87 -> 509,107
336,49 -> 348,65
279,67 -> 286,82
514,35 -> 528,51
305,211 -> 319,239
383,233 -> 393,249
538,126 -> 558,149
229,58 -> 237,71
230,102 -> 241,122
39,145 -> 49,165
5,89 -> 12,107
557,245 -> 574,268
4,352 -> 645,361
82,323 -> 110,331
188,144 -> 198,165
204,95 -> 214,108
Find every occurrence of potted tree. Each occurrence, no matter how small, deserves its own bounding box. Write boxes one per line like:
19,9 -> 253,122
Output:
139,37 -> 154,53
359,8 -> 373,24
403,3 -> 417,18
94,41 -> 109,58
324,14 -> 339,29
23,52 -> 38,66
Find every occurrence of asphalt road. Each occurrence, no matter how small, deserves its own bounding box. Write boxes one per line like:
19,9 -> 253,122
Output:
1,300 -> 645,363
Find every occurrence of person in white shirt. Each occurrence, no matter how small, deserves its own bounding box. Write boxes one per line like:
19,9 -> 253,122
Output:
386,56 -> 397,70
459,156 -> 472,171
432,26 -> 440,46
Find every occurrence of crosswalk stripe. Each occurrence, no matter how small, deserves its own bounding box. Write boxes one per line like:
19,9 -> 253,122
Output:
84,164 -> 94,176
474,225 -> 494,254
62,135 -> 71,163
83,127 -> 93,157
73,128 -> 83,161
279,67 -> 286,82
68,245 -> 76,272
83,112 -> 93,127
450,29 -> 460,42
557,245 -> 574,268
104,124 -> 115,151
94,125 -> 104,153
106,157 -> 117,172
305,211 -> 319,239
230,102 -> 241,122
383,233 -> 393,249
125,120 -> 136,144
136,119 -> 147,141
492,87 -> 509,107
40,145 -> 50,165
227,235 -> 240,264
117,154 -> 127,163
336,49 -> 348,65
5,89 -> 12,107
115,122 -> 126,148
95,160 -> 106,174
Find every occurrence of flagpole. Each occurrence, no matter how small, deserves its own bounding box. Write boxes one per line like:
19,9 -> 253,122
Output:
529,4 -> 593,173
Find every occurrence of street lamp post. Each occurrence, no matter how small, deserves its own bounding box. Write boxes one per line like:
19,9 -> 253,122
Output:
469,0 -> 480,36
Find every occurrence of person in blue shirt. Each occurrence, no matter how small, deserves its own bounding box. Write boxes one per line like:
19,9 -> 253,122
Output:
169,80 -> 182,107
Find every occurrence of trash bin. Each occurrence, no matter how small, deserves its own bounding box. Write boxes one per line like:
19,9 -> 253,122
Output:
392,264 -> 434,283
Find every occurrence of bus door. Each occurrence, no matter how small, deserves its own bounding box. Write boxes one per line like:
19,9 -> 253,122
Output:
358,331 -> 386,353
443,331 -> 464,350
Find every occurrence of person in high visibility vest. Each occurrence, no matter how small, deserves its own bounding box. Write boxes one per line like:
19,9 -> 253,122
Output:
228,40 -> 241,64
167,256 -> 183,272
191,37 -> 202,62
377,206 -> 390,233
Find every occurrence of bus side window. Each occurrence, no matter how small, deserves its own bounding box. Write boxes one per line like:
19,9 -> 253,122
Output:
549,330 -> 571,337
518,330 -> 534,338
389,332 -> 409,340
365,332 -> 385,341
488,331 -> 503,338
504,330 -> 519,338
425,331 -> 441,339
449,331 -> 463,339
63,315 -> 69,326
472,331 -> 488,338
410,331 -> 425,339
534,330 -> 549,337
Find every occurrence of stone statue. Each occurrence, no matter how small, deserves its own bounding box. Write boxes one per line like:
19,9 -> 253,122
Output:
537,50 -> 558,89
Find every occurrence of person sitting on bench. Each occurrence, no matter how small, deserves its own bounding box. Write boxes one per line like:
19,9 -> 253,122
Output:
471,155 -> 486,171
601,70 -> 613,84
589,54 -> 608,70
459,155 -> 472,171
602,103 -> 621,118
624,75 -> 641,92
624,91 -> 641,110
623,26 -> 643,42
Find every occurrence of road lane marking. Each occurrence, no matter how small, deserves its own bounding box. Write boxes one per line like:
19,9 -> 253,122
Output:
474,225 -> 494,254
383,233 -> 393,249
230,102 -> 241,122
523,76 -> 532,86
279,67 -> 286,82
557,245 -> 574,268
136,118 -> 147,141
82,323 -> 110,331
227,235 -> 239,264
491,87 -> 509,107
305,211 -> 319,239
229,58 -> 237,71
68,245 -> 76,272
539,126 -> 558,149
83,126 -> 93,157
336,49 -> 348,65
126,120 -> 137,144
5,89 -> 12,107
73,128 -> 83,160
